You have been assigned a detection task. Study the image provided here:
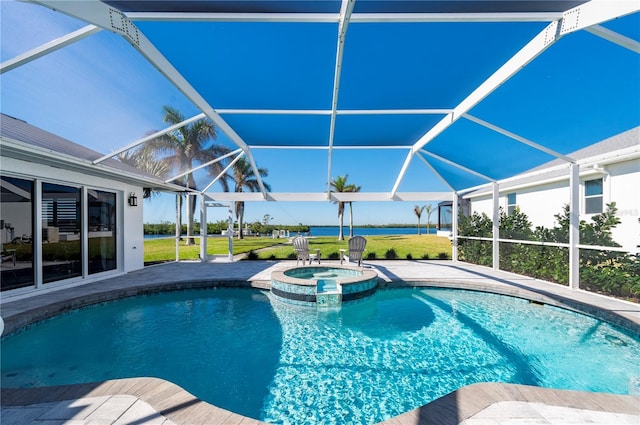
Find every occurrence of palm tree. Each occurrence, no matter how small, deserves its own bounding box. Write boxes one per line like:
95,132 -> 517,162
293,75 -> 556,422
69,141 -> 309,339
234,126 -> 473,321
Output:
230,157 -> 270,239
414,205 -> 424,235
346,183 -> 361,237
146,106 -> 230,245
330,175 -> 353,241
117,147 -> 169,199
424,204 -> 434,235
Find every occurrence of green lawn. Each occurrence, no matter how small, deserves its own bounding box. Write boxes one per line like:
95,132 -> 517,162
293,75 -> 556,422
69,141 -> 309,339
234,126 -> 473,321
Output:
144,235 -> 452,263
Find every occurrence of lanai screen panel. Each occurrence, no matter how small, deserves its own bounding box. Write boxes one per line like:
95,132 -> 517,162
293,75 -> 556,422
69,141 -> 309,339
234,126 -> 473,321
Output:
2,0 -> 638,197
469,30 -> 640,154
135,21 -> 338,111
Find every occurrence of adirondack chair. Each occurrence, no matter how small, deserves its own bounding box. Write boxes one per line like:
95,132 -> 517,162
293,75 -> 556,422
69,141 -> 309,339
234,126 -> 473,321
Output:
340,236 -> 367,266
292,236 -> 321,265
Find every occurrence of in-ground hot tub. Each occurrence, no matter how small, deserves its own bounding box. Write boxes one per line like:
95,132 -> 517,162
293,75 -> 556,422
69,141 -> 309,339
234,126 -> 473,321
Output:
271,265 -> 378,307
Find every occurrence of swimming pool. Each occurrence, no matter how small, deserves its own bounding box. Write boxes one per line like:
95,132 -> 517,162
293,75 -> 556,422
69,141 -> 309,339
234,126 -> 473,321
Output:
2,287 -> 639,424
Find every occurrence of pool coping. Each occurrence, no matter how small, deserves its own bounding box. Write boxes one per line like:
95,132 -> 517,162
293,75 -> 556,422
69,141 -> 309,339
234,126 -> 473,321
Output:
1,260 -> 639,424
271,264 -> 378,287
1,377 -> 639,425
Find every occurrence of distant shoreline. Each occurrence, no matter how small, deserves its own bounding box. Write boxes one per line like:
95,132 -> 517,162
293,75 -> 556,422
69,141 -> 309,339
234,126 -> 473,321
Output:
144,225 -> 442,239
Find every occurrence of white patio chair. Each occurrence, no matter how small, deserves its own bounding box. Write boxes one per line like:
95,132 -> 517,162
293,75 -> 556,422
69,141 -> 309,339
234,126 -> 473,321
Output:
340,236 -> 367,266
292,236 -> 321,265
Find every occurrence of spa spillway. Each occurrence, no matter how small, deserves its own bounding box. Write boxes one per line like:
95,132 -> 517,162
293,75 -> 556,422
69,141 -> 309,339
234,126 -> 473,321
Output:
271,265 -> 378,307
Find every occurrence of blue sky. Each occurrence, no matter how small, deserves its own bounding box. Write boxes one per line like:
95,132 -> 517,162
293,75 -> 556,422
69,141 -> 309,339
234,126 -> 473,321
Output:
1,1 -> 638,226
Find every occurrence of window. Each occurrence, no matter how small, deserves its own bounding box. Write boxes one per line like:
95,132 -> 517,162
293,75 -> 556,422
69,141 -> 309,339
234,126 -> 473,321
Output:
438,202 -> 452,231
507,193 -> 517,215
585,178 -> 603,214
1,175 -> 34,291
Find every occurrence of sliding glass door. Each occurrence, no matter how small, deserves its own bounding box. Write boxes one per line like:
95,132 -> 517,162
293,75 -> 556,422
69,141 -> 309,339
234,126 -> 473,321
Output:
0,176 -> 34,291
2,178 -> 120,290
88,189 -> 117,274
42,182 -> 82,283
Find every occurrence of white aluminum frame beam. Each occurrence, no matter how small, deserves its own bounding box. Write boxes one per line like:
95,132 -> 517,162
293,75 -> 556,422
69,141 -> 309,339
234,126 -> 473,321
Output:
569,163 -> 580,289
214,108 -> 452,115
415,154 -> 456,191
125,12 -> 563,23
585,24 -> 640,53
0,24 -> 101,74
492,182 -> 499,270
201,151 -> 245,193
390,151 -> 414,196
419,150 -> 496,183
165,148 -> 242,183
463,114 -> 575,163
351,12 -> 564,23
93,113 -> 206,164
326,0 -> 355,199
204,191 -> 452,203
250,145 -> 413,150
452,192 -> 459,261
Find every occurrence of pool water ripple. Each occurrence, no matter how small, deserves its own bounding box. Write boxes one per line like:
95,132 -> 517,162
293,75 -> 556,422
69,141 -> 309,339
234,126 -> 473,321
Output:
2,287 -> 639,425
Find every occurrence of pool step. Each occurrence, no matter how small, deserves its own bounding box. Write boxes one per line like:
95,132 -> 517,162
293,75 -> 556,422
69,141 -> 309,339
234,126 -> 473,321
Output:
316,279 -> 342,307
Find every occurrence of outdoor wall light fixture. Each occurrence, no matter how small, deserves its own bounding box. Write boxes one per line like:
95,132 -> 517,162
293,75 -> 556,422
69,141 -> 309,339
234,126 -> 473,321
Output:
128,192 -> 138,207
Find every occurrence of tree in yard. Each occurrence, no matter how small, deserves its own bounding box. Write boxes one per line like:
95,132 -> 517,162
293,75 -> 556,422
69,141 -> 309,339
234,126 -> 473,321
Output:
330,174 -> 349,241
346,183 -> 361,238
424,204 -> 434,235
414,205 -> 424,235
230,157 -> 270,239
117,147 -> 169,199
145,106 -> 230,245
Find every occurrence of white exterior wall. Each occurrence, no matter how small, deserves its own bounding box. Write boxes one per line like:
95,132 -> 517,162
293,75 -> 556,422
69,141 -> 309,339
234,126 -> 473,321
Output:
466,158 -> 640,253
604,159 -> 640,253
123,186 -> 145,273
470,180 -> 568,230
2,157 -> 145,277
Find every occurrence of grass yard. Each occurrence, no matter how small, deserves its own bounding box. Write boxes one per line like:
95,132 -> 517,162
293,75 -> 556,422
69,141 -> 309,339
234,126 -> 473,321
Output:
144,235 -> 452,263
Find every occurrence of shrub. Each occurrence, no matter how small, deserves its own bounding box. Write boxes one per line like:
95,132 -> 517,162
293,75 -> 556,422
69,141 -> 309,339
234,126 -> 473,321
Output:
245,250 -> 258,260
458,202 -> 639,301
267,254 -> 277,260
286,252 -> 297,260
438,252 -> 449,260
406,253 -> 413,260
366,252 -> 377,260
421,253 -> 430,260
328,252 -> 340,260
385,248 -> 398,259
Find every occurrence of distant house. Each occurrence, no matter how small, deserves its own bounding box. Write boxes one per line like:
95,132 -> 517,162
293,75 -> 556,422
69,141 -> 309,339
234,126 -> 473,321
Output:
0,114 -> 181,295
462,127 -> 640,253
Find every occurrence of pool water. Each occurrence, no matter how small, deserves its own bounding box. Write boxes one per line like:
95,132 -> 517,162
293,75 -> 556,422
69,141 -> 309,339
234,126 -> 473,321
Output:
283,266 -> 362,279
2,287 -> 639,425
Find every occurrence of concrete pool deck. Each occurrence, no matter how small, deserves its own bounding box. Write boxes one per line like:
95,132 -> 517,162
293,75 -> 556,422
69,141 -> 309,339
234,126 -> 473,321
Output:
1,260 -> 639,424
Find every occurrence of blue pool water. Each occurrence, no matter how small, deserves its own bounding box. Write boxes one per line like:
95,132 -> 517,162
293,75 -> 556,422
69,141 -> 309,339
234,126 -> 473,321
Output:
2,288 -> 639,425
283,266 -> 362,279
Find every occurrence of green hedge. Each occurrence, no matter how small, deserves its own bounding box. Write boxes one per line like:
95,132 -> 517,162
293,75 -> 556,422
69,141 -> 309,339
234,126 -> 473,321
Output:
458,203 -> 639,300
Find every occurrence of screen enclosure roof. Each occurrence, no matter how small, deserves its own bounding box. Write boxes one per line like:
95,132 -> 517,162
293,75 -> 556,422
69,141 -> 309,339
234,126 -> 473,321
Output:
3,0 -> 639,203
